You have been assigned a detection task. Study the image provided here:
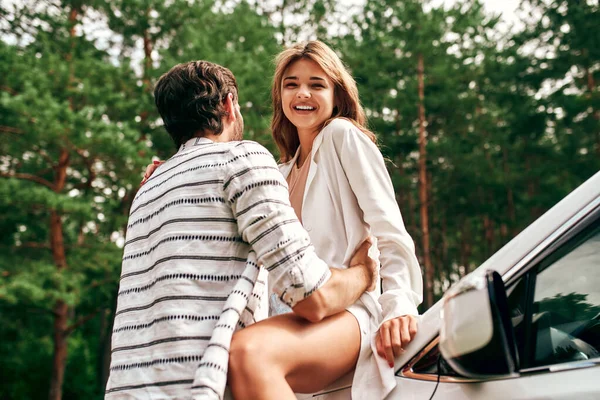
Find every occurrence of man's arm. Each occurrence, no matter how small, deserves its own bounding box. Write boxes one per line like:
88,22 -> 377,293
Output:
223,142 -> 374,320
293,239 -> 376,322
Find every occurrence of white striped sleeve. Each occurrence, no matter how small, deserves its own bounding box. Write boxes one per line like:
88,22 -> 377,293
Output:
223,141 -> 331,307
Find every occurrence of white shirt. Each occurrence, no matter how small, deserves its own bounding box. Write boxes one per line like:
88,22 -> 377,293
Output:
279,118 -> 423,399
106,137 -> 331,399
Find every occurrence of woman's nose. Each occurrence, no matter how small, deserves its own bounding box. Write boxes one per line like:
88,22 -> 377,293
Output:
296,85 -> 310,98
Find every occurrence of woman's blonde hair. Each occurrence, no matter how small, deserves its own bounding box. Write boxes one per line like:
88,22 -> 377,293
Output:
271,40 -> 376,162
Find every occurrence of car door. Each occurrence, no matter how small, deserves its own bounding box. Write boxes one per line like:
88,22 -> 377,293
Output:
393,205 -> 600,400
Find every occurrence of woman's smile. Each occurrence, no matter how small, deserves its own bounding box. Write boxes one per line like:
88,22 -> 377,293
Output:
281,58 -> 335,138
292,102 -> 318,114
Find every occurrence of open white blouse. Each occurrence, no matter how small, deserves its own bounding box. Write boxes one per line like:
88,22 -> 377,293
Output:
278,118 -> 423,399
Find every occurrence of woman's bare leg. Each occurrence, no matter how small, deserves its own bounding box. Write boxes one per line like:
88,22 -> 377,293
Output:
228,311 -> 361,400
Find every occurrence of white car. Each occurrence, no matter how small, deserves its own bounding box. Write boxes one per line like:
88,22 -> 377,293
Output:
305,171 -> 600,399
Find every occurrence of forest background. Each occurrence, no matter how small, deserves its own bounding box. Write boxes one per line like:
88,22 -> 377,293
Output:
0,0 -> 598,398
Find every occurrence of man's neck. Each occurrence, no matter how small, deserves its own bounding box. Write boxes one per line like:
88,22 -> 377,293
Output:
201,127 -> 233,143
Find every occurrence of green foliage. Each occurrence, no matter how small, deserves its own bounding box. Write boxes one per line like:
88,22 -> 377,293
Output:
158,1 -> 282,153
0,0 -> 598,398
336,0 -> 597,299
1,1 -> 146,398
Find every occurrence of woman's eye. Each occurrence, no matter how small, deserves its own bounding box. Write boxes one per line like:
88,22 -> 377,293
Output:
312,84 -> 325,89
284,83 -> 297,88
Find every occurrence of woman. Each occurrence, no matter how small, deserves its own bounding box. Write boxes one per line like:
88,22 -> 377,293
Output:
227,41 -> 423,400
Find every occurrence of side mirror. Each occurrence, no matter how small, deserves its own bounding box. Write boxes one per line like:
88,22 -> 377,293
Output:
439,270 -> 519,378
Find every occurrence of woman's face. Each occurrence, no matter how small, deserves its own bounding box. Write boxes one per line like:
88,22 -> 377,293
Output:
281,58 -> 335,138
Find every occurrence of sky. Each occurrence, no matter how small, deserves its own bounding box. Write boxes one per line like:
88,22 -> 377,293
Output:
2,0 -> 527,73
465,0 -> 522,28
439,0 -> 522,31
464,0 -> 521,20
3,0 -> 524,24
483,0 -> 521,15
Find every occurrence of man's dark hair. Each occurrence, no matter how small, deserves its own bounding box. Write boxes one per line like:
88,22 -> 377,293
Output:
154,61 -> 239,147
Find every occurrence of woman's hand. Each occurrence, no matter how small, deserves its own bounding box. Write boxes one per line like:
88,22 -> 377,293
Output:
376,315 -> 418,367
140,160 -> 164,185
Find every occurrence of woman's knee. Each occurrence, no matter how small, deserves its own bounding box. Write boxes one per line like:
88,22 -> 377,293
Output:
229,329 -> 270,378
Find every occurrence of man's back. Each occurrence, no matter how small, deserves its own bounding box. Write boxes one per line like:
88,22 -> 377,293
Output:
106,137 -> 330,398
107,137 -> 250,397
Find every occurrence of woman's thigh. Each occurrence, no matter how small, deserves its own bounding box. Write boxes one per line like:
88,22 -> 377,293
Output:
231,311 -> 361,394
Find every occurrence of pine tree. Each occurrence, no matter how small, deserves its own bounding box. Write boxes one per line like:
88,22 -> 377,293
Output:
0,2 -> 146,398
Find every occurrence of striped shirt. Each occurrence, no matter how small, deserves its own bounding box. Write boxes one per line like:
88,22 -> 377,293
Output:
105,137 -> 331,399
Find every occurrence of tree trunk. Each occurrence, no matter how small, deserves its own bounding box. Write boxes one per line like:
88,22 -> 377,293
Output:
428,170 -> 439,299
48,148 -> 70,400
143,24 -> 153,91
431,196 -> 440,296
525,157 -> 541,220
417,54 -> 433,308
49,299 -> 68,400
48,209 -> 68,400
49,7 -> 77,399
98,306 -> 115,392
441,214 -> 449,284
502,147 -> 516,237
460,219 -> 472,275
483,215 -> 494,256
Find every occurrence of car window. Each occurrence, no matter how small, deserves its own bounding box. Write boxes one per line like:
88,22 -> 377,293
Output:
410,219 -> 599,378
506,276 -> 528,358
529,223 -> 600,367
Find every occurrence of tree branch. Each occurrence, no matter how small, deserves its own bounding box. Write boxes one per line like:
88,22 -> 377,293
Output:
34,167 -> 54,177
0,172 -> 56,191
16,242 -> 51,249
0,86 -> 18,96
82,278 -> 117,292
0,302 -> 57,317
0,125 -> 24,134
65,308 -> 102,336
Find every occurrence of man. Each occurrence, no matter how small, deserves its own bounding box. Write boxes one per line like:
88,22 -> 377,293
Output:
105,61 -> 376,399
